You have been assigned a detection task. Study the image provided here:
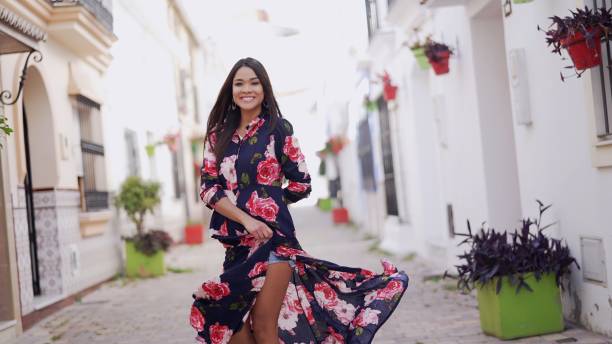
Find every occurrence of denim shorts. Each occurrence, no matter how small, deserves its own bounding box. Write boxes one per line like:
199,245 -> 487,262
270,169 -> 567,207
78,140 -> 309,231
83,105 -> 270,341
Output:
268,251 -> 295,267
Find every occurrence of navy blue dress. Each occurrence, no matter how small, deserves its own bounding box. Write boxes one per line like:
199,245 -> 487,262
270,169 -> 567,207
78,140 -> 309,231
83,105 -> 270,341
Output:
190,113 -> 409,343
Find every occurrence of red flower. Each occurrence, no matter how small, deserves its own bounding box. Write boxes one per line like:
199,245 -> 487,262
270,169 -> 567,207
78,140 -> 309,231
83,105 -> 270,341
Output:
217,222 -> 228,236
381,259 -> 397,275
248,262 -> 268,278
256,156 -> 281,185
283,136 -> 304,162
239,235 -> 257,247
209,323 -> 232,344
190,305 -> 205,332
322,326 -> 344,344
201,281 -> 230,301
287,181 -> 310,193
360,269 -> 375,279
246,192 -> 279,222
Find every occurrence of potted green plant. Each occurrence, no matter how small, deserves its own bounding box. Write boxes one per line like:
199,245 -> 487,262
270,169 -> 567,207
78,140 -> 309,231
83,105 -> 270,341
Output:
424,39 -> 453,75
541,7 -> 612,76
0,115 -> 12,148
447,201 -> 579,340
184,219 -> 204,245
115,176 -> 173,277
513,0 -> 533,3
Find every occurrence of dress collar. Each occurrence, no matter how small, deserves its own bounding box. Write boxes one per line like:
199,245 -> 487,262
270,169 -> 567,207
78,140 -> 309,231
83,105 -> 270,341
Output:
232,113 -> 266,142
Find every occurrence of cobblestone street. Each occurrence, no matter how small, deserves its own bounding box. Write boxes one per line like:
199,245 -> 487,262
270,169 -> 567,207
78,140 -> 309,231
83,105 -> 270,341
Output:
10,207 -> 612,344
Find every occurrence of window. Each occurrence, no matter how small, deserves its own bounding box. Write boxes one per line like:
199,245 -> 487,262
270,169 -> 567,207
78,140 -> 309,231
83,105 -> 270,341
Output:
171,150 -> 182,199
357,118 -> 377,192
591,0 -> 612,138
377,97 -> 399,216
76,95 -> 108,211
124,129 -> 140,177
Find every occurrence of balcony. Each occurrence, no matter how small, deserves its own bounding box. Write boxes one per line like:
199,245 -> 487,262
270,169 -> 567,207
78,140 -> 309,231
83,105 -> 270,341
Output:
48,0 -> 113,33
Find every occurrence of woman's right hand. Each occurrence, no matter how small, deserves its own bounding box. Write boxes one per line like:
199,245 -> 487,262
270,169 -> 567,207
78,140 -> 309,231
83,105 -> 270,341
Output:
242,216 -> 273,242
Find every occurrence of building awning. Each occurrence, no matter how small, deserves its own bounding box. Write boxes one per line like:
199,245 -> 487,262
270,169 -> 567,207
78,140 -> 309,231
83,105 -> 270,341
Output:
0,5 -> 46,55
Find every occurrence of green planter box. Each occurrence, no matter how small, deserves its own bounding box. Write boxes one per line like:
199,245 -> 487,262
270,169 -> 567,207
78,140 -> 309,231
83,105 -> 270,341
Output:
318,198 -> 333,212
125,241 -> 166,278
477,273 -> 564,340
411,47 -> 430,70
513,0 -> 533,3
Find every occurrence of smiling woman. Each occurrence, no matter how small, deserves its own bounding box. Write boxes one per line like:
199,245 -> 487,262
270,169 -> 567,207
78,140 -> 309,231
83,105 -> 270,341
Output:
189,57 -> 409,344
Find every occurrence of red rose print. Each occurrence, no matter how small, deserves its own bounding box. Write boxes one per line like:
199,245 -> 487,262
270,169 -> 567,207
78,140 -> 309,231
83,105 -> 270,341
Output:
202,159 -> 217,177
287,181 -> 309,193
360,269 -> 375,279
283,136 -> 304,162
275,246 -> 304,258
216,222 -> 228,236
256,156 -> 281,185
248,262 -> 268,278
201,281 -> 230,301
209,323 -> 232,344
314,282 -> 339,308
246,192 -> 279,222
190,305 -> 205,332
239,235 -> 257,247
381,259 -> 397,275
377,280 -> 403,300
322,326 -> 344,344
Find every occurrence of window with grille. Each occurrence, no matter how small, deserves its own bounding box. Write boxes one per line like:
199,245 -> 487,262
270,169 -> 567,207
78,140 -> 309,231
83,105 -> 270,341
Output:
357,118 -> 377,192
76,95 -> 108,211
591,0 -> 612,138
377,97 -> 399,216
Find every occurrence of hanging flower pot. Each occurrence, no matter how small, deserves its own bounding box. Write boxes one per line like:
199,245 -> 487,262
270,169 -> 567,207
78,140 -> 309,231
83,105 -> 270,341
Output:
424,39 -> 453,76
560,29 -> 602,70
411,47 -> 431,70
145,144 -> 156,157
542,7 -> 612,78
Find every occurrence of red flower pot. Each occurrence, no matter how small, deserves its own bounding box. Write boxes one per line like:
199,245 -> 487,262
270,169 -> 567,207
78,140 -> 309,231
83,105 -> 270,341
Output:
383,84 -> 398,101
429,50 -> 451,75
561,30 -> 602,70
184,224 -> 204,244
332,207 -> 349,224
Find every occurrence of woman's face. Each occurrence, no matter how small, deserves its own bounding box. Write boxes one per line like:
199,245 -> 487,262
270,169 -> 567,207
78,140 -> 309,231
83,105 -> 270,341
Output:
232,66 -> 264,113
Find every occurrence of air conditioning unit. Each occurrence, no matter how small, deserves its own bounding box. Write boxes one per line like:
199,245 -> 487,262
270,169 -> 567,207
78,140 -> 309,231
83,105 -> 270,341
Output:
421,0 -> 466,8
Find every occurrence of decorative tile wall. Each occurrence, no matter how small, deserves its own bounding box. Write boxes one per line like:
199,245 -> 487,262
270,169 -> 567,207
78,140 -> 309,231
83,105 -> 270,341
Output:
12,188 -> 33,315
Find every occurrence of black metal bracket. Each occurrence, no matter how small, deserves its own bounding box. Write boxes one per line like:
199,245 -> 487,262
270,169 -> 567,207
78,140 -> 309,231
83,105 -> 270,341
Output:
504,0 -> 513,17
0,49 -> 43,106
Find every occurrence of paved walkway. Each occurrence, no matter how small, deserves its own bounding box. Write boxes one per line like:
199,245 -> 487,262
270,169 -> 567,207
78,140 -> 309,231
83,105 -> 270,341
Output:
11,207 -> 612,344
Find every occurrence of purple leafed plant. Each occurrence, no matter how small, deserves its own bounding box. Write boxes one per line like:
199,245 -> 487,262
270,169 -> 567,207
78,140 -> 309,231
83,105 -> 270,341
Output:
447,200 -> 579,294
423,38 -> 453,62
539,6 -> 612,80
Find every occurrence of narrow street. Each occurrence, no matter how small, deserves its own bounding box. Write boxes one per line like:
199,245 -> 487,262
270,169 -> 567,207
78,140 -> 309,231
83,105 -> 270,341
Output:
11,207 -> 612,344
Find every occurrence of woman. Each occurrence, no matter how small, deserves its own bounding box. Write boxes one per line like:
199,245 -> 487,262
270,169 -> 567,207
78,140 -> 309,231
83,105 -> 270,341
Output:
190,57 -> 408,344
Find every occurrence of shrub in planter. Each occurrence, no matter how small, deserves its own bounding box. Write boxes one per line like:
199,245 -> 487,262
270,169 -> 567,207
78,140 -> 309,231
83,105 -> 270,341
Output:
541,7 -> 612,77
448,201 -> 579,340
424,39 -> 453,75
409,41 -> 431,70
115,176 -> 173,277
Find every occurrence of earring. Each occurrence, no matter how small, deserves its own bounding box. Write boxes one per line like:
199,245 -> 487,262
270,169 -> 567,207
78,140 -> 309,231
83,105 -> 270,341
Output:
231,101 -> 236,110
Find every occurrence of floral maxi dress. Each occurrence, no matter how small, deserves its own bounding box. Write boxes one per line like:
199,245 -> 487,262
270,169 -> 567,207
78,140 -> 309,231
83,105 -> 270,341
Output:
190,113 -> 409,343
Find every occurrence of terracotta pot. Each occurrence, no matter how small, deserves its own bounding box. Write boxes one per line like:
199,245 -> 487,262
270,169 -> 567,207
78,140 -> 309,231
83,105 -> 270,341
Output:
561,29 -> 602,70
184,224 -> 204,245
332,207 -> 349,224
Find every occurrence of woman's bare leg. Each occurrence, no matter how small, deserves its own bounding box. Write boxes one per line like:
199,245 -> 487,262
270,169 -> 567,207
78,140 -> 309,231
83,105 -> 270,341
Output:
229,314 -> 255,344
251,262 -> 292,343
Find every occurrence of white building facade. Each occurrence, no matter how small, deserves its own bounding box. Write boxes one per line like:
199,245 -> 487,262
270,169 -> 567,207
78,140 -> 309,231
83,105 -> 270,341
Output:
339,0 -> 612,336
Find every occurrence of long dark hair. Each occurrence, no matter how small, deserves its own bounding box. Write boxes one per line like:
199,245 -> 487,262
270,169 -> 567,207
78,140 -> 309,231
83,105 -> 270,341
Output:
205,57 -> 282,166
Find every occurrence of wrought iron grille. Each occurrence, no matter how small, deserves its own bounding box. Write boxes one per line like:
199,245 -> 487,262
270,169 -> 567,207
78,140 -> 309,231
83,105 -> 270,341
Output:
77,96 -> 108,211
377,97 -> 399,216
357,118 -> 376,192
592,0 -> 612,137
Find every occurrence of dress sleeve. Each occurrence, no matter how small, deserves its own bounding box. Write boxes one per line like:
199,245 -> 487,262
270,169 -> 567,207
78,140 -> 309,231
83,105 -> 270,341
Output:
277,119 -> 312,204
200,132 -> 227,210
